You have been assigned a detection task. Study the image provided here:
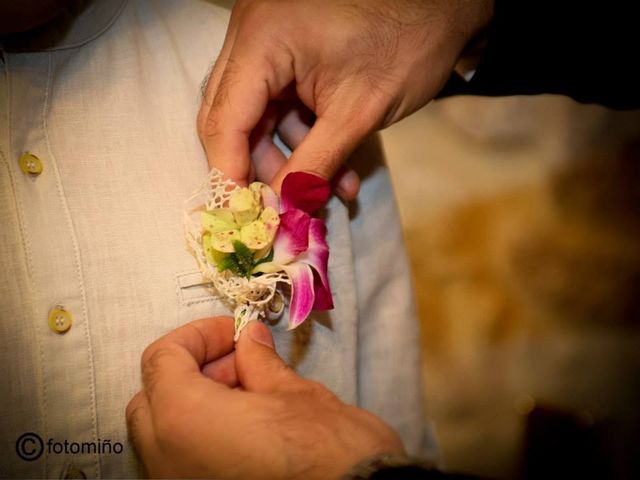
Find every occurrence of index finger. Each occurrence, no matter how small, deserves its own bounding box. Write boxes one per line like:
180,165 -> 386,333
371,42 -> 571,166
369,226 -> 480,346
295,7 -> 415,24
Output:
201,40 -> 294,185
140,317 -> 235,397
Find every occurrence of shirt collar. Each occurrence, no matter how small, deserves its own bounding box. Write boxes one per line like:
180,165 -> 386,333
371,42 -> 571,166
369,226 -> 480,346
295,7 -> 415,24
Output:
0,0 -> 128,53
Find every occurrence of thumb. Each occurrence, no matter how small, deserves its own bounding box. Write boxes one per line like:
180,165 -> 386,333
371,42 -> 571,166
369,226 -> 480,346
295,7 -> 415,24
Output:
269,103 -> 377,194
235,321 -> 300,393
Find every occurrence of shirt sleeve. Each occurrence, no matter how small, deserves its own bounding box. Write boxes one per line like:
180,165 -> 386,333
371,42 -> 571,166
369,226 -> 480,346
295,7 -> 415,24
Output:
441,0 -> 639,110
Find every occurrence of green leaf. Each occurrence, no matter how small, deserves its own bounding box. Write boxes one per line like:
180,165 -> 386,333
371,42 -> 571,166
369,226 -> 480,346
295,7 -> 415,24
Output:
217,254 -> 244,277
232,240 -> 255,279
254,248 -> 274,267
215,241 -> 272,280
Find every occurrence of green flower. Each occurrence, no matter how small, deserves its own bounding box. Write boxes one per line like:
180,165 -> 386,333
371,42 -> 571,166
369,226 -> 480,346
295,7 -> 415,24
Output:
201,183 -> 280,277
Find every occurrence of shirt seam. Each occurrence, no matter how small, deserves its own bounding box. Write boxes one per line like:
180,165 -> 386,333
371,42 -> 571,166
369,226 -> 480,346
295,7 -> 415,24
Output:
42,51 -> 101,478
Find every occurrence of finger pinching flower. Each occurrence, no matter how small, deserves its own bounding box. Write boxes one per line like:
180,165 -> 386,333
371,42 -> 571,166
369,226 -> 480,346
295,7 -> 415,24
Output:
184,169 -> 333,339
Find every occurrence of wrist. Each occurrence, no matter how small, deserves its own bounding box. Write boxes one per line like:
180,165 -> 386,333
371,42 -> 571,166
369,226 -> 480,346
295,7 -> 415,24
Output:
460,0 -> 494,39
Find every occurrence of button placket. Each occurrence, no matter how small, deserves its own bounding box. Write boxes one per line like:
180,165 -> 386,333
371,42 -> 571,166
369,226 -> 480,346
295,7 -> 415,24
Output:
8,51 -> 99,478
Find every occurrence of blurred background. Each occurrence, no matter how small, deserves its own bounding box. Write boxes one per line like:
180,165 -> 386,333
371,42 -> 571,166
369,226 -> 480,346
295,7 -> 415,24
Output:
380,95 -> 640,479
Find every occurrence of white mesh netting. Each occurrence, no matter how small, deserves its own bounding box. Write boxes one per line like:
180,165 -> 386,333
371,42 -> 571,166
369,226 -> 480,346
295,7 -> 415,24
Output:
184,169 -> 289,340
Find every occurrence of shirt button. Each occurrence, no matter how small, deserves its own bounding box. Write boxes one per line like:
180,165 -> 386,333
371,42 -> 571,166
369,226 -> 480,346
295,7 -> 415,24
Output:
62,465 -> 86,479
18,152 -> 44,175
48,306 -> 72,334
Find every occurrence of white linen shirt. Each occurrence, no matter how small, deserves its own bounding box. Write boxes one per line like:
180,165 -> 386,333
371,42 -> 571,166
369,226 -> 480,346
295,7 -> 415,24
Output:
0,1 -> 435,477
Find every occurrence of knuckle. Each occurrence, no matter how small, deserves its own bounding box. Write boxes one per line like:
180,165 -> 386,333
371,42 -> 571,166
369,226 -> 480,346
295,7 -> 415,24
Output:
208,58 -> 239,114
302,379 -> 338,402
196,107 -> 208,140
301,150 -> 341,179
202,113 -> 222,140
125,392 -> 143,423
237,1 -> 288,51
140,342 -> 157,366
125,406 -> 146,438
141,346 -> 173,392
125,405 -> 140,428
240,0 -> 273,27
125,394 -> 150,446
234,0 -> 253,11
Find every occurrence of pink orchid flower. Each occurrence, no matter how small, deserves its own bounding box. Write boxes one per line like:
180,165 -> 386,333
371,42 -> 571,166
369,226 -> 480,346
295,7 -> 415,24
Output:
254,172 -> 334,328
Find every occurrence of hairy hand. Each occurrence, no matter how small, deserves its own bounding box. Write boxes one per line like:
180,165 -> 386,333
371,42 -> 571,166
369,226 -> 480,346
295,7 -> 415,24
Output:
126,318 -> 404,479
198,0 -> 493,199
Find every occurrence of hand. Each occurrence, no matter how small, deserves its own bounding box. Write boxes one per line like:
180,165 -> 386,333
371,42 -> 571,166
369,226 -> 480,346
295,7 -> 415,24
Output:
198,0 -> 493,198
126,318 -> 404,479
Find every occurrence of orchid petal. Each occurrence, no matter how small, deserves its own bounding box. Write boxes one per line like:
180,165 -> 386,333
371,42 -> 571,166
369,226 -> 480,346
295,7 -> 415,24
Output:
311,271 -> 333,310
298,218 -> 333,310
271,209 -> 310,265
283,263 -> 315,329
281,172 -> 331,214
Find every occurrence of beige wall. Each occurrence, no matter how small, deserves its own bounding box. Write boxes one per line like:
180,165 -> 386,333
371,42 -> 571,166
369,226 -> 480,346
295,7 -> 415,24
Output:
382,95 -> 640,478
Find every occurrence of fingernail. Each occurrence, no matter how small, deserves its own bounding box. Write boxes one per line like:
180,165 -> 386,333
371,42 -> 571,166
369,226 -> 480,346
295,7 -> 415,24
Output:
247,321 -> 274,349
341,168 -> 359,187
335,169 -> 360,201
336,184 -> 355,202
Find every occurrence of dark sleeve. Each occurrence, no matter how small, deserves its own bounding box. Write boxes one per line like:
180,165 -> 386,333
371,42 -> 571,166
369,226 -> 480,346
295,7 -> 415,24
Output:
341,455 -> 489,480
444,0 -> 639,110
367,467 -> 486,479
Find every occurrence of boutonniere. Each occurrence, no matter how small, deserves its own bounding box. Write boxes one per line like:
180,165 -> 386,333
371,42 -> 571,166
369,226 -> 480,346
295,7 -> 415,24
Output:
185,169 -> 333,339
